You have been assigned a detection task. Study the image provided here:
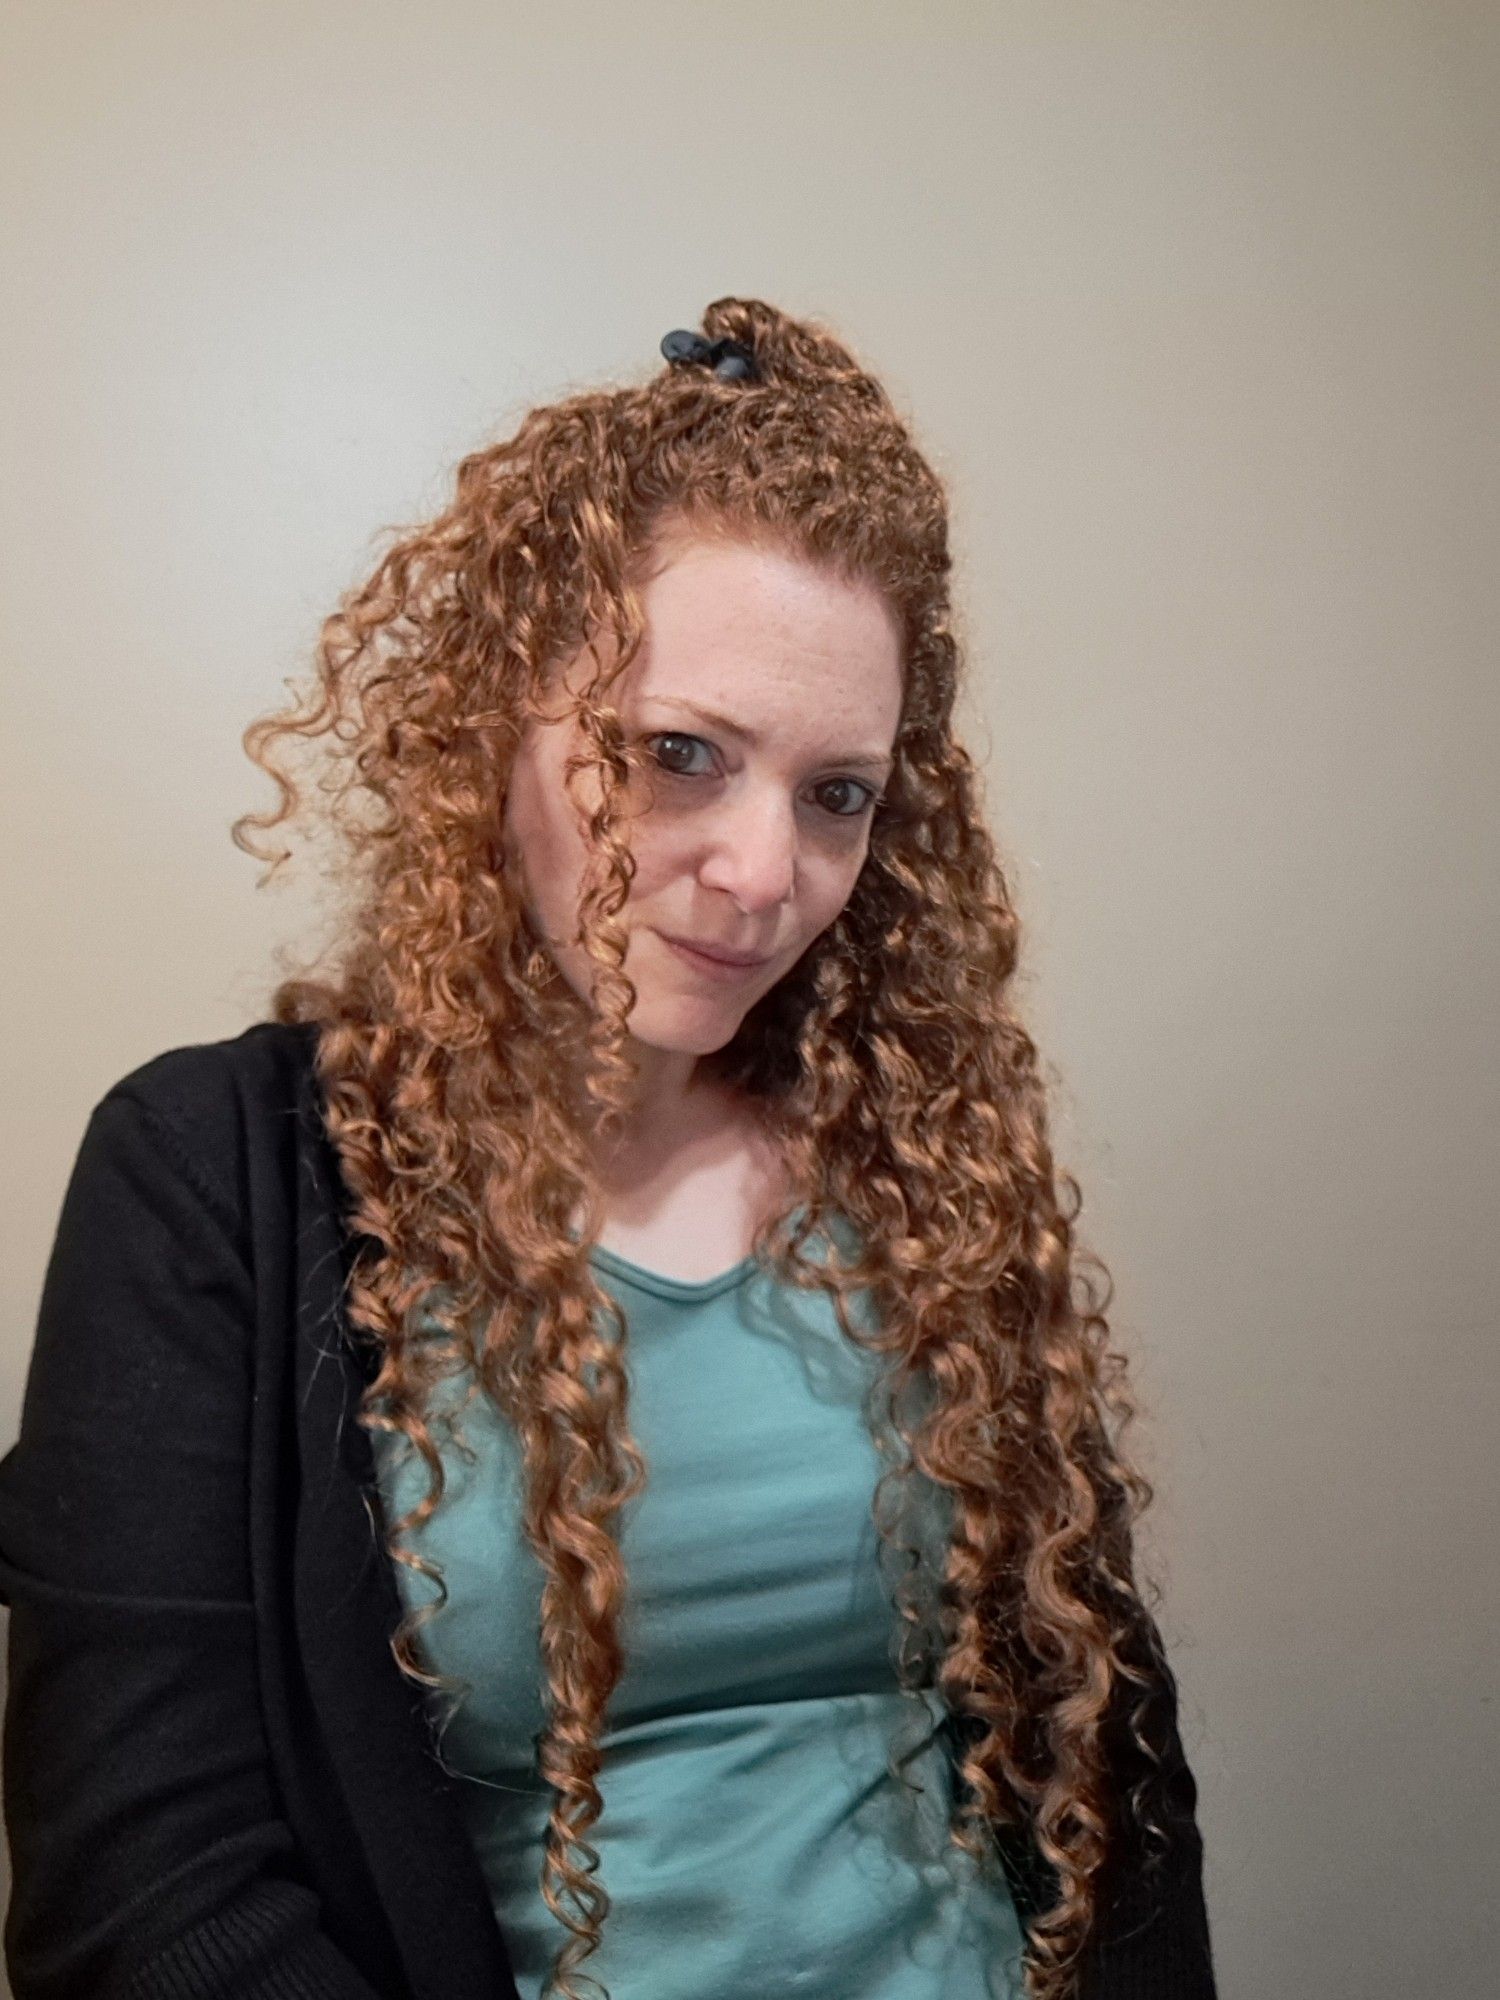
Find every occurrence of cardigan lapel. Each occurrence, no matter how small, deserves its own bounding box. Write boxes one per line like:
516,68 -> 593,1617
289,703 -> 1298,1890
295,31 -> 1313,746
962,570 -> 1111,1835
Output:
281,1036 -> 522,2000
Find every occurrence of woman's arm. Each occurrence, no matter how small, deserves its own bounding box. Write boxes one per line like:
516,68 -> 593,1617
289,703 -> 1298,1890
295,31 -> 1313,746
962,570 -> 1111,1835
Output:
1078,1605 -> 1218,1997
0,1086 -> 390,2000
975,1596 -> 1217,1995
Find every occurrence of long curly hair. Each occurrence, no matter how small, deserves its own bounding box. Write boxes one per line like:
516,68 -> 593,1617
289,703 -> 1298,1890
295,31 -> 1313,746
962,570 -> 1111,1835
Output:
231,295 -> 1183,2000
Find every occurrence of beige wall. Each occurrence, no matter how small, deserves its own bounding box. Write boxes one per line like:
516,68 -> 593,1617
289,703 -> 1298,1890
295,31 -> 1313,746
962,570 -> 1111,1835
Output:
3,3 -> 1496,1994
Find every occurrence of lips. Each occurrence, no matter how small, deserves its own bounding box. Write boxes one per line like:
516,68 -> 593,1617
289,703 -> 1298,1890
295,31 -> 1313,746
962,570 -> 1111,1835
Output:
658,932 -> 772,974
671,938 -> 769,967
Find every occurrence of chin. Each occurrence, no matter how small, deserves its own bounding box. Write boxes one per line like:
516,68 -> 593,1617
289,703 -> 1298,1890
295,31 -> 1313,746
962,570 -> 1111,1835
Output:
629,1002 -> 746,1054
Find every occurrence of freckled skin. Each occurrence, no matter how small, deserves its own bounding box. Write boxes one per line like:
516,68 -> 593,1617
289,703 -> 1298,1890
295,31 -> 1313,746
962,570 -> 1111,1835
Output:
501,526 -> 904,1137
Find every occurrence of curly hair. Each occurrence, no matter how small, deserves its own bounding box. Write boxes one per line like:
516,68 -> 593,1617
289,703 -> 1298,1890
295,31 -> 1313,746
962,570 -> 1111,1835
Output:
231,295 -> 1185,2000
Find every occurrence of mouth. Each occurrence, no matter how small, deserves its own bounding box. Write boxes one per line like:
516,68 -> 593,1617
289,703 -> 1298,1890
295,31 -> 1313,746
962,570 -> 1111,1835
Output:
657,932 -> 773,978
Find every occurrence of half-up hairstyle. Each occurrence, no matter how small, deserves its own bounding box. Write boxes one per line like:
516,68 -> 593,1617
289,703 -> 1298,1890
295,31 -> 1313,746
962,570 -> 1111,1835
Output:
232,296 -> 1201,2000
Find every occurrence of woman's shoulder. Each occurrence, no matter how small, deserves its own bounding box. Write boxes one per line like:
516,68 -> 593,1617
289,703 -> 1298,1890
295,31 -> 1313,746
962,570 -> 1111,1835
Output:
101,1019 -> 317,1120
88,1020 -> 322,1220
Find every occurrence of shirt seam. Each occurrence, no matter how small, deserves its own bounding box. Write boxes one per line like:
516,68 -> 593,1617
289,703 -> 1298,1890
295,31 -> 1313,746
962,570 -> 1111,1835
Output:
102,1083 -> 244,1236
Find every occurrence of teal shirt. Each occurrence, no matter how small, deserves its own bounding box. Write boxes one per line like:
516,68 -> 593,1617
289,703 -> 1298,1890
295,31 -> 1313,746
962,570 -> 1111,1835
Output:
371,1226 -> 1026,1999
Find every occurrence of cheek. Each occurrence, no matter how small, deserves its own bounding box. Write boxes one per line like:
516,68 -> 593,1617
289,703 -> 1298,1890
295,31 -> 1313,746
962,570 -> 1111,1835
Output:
503,752 -> 585,922
814,848 -> 870,923
615,819 -> 693,904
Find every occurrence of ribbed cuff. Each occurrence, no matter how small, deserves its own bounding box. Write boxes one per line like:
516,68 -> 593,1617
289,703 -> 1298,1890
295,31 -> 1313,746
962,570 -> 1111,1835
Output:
120,1878 -> 387,2000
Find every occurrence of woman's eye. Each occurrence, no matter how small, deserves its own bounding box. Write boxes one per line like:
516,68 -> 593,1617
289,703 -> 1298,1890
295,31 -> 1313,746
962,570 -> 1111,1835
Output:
814,777 -> 879,819
644,731 -> 714,778
641,732 -> 878,821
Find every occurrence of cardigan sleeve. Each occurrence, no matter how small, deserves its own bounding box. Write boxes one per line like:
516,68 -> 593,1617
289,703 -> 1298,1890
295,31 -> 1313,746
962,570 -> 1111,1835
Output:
0,1086 -> 389,2000
1077,1606 -> 1218,1998
975,1595 -> 1218,1997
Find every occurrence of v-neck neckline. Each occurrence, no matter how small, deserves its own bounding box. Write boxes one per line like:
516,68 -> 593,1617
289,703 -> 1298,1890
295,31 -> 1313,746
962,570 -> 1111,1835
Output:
586,1240 -> 760,1303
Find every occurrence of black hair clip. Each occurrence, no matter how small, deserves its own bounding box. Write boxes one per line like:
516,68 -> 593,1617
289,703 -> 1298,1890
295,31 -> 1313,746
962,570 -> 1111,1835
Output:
660,328 -> 759,382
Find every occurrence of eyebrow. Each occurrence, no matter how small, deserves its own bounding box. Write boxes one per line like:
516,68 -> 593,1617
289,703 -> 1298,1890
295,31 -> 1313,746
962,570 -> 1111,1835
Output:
639,697 -> 895,775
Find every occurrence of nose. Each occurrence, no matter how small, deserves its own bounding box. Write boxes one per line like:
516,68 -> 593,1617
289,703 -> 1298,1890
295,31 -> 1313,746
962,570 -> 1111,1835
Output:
696,791 -> 798,913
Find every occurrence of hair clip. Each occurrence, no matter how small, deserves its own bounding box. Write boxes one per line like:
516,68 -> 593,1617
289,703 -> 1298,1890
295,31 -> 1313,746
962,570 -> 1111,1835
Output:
659,328 -> 759,382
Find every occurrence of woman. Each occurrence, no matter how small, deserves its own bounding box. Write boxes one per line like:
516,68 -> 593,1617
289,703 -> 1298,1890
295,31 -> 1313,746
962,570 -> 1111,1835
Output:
0,298 -> 1216,2000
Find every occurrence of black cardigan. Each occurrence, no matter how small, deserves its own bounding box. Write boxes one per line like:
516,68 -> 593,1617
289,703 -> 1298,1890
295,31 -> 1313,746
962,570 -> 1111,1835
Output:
0,1020 -> 1217,1999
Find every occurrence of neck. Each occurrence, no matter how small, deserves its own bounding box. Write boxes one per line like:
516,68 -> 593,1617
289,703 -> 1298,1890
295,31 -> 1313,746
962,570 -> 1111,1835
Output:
593,1049 -> 741,1169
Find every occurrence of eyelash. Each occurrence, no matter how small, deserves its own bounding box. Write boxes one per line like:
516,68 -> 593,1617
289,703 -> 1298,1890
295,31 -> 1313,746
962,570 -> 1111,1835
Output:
640,732 -> 882,821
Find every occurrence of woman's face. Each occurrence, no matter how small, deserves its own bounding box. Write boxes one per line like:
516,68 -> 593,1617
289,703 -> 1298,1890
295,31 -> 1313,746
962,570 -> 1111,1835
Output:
501,525 -> 904,1065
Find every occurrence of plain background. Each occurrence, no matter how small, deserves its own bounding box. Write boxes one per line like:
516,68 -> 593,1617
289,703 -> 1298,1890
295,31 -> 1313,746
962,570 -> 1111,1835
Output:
2,4 -> 1496,1995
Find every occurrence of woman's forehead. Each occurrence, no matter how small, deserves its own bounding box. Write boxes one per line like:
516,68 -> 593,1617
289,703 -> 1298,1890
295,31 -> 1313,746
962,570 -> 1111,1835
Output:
536,528 -> 903,739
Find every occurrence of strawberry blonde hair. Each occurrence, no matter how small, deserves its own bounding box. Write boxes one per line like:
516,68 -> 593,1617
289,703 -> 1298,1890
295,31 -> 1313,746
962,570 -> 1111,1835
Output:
233,296 -> 1188,2000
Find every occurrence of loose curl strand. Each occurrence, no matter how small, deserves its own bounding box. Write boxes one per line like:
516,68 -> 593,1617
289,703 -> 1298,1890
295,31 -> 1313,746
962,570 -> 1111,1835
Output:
232,295 -> 1191,2000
